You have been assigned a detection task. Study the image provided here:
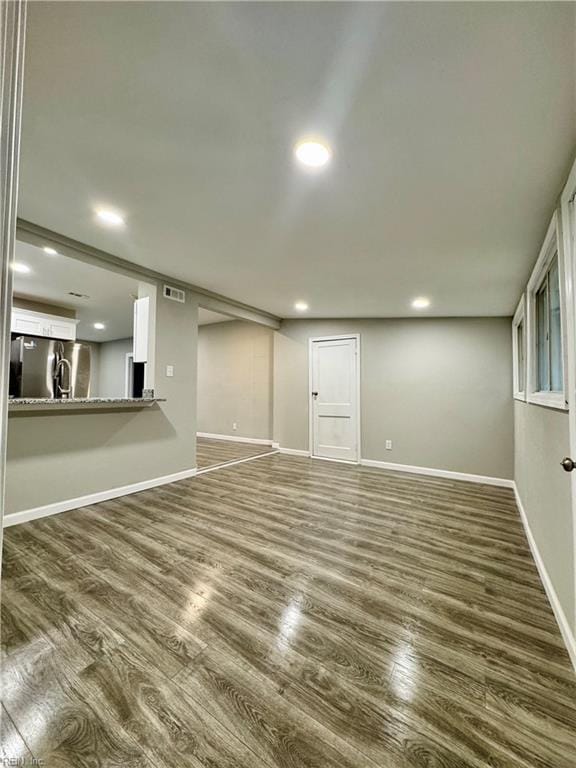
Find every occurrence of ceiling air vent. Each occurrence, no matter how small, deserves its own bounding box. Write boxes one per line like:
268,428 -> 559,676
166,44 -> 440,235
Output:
163,285 -> 186,303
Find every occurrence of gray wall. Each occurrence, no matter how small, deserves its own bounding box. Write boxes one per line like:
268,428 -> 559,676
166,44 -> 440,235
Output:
77,340 -> 101,397
12,295 -> 76,318
197,320 -> 273,440
274,317 -> 514,479
98,337 -> 133,398
514,401 -> 575,635
6,288 -> 198,515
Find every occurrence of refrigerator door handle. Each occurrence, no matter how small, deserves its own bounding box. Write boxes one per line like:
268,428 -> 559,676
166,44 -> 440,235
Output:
56,357 -> 72,397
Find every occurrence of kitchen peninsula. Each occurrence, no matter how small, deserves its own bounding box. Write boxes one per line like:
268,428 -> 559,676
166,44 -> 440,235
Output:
8,396 -> 165,411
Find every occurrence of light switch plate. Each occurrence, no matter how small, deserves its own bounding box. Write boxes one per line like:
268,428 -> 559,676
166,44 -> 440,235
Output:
166,365 -> 174,377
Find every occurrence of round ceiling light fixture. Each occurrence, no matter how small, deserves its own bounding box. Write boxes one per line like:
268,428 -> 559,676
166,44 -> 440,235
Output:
411,297 -> 431,310
93,322 -> 106,330
294,301 -> 309,312
294,138 -> 332,169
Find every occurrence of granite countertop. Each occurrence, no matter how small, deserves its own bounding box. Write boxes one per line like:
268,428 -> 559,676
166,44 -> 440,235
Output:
8,397 -> 166,412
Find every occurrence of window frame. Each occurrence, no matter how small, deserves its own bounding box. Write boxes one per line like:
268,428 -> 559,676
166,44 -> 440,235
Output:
512,295 -> 526,401
526,212 -> 568,410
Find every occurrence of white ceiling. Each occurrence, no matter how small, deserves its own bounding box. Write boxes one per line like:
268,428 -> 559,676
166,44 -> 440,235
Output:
18,2 -> 576,318
13,241 -> 138,342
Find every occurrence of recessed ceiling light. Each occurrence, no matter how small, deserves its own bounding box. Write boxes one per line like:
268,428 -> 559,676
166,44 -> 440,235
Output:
11,262 -> 30,274
95,207 -> 125,227
294,139 -> 332,169
43,246 -> 58,256
93,322 -> 106,330
411,297 -> 431,310
294,301 -> 309,312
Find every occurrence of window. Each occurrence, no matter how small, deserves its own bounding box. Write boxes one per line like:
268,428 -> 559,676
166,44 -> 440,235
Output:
512,296 -> 525,400
535,255 -> 563,392
527,213 -> 567,409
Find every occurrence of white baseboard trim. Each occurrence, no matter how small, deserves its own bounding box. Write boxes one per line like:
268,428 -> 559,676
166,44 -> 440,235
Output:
513,484 -> 576,673
359,458 -> 514,488
197,432 -> 273,446
196,450 -> 278,476
277,447 -> 311,457
3,467 -> 198,528
311,455 -> 358,465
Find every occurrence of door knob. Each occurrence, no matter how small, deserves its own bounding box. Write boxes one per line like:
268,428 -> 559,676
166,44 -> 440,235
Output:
311,391 -> 318,397
560,457 -> 575,472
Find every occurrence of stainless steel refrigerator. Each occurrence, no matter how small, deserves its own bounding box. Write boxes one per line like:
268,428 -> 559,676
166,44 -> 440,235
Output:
10,336 -> 92,399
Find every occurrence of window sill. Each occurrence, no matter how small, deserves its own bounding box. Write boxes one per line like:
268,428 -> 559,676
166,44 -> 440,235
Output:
527,392 -> 568,410
513,392 -> 526,402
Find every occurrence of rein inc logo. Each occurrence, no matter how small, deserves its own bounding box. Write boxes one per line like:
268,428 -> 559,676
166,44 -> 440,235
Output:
1,759 -> 45,766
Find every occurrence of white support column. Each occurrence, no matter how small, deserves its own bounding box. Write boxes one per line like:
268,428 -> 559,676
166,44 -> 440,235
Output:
0,0 -> 27,575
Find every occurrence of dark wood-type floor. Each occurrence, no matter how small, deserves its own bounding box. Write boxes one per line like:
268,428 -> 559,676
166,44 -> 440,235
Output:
2,454 -> 575,767
196,436 -> 276,470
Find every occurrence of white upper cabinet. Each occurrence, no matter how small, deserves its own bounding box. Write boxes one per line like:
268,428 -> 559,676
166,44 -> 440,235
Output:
11,308 -> 78,340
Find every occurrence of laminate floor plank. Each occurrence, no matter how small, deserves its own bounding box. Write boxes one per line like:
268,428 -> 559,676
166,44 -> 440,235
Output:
2,453 -> 575,767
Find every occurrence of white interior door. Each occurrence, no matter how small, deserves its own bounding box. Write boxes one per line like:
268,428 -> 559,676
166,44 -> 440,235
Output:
561,165 -> 576,637
310,336 -> 359,463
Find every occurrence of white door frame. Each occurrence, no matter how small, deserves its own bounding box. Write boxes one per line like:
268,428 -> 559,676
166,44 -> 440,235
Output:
0,0 -> 26,571
308,334 -> 361,464
125,352 -> 134,397
560,157 -> 576,637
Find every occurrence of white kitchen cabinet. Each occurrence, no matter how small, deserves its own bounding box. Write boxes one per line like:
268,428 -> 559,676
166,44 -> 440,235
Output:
45,319 -> 76,340
11,308 -> 78,340
11,312 -> 45,336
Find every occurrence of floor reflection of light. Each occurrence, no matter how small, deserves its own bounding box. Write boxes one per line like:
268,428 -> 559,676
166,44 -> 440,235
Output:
391,641 -> 419,703
1,722 -> 32,760
2,638 -> 66,748
178,579 -> 214,636
277,596 -> 303,654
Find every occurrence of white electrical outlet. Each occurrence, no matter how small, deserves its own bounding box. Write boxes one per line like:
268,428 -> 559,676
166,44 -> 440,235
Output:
386,440 -> 392,450
232,422 -> 238,431
166,365 -> 174,377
